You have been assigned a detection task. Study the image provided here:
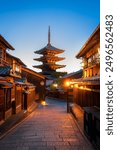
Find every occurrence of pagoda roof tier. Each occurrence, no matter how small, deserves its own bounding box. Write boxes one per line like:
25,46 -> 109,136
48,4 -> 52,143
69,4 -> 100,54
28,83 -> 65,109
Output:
34,44 -> 64,55
34,56 -> 65,62
33,64 -> 66,70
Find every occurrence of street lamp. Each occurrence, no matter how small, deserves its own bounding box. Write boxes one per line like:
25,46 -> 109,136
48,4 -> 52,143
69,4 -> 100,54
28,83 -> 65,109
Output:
65,81 -> 70,113
53,83 -> 58,88
40,80 -> 46,105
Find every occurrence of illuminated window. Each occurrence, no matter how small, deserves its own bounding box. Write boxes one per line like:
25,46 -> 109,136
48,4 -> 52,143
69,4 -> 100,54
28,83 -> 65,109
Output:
16,65 -> 20,72
12,60 -> 21,73
84,70 -> 87,77
90,68 -> 93,77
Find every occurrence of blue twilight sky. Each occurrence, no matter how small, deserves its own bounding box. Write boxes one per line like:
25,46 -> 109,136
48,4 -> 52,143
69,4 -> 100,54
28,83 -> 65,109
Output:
0,0 -> 100,73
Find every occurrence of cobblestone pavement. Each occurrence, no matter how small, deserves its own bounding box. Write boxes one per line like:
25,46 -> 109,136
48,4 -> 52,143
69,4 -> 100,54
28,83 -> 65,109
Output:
0,98 -> 94,150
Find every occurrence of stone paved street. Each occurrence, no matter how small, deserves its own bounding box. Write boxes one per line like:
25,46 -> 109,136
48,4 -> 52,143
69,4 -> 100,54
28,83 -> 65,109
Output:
0,98 -> 94,150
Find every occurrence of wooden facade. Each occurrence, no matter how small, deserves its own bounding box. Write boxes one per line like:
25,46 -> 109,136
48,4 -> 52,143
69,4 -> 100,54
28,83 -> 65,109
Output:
6,53 -> 26,78
21,67 -> 45,101
22,86 -> 35,110
73,81 -> 100,107
0,35 -> 41,124
0,88 -> 4,121
0,35 -> 14,67
76,25 -> 100,78
0,85 -> 14,122
6,53 -> 26,114
0,35 -> 15,122
73,25 -> 100,108
6,53 -> 39,113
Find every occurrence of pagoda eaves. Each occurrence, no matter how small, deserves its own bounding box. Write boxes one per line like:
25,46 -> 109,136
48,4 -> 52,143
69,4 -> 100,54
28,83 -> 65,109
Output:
33,56 -> 65,62
33,64 -> 66,70
34,44 -> 64,55
33,26 -> 65,77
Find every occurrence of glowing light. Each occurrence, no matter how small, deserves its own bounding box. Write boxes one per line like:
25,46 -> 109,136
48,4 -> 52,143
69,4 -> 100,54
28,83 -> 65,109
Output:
71,85 -> 74,88
65,81 -> 70,87
80,86 -> 84,89
74,84 -> 78,88
81,62 -> 84,67
41,101 -> 47,106
53,83 -> 58,88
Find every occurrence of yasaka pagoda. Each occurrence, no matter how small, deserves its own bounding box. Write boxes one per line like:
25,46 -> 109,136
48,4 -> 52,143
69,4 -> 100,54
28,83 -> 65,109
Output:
33,27 -> 66,78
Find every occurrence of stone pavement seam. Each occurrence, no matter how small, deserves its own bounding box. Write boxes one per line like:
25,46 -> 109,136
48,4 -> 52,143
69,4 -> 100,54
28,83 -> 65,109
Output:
0,109 -> 36,140
0,99 -> 94,150
0,102 -> 38,140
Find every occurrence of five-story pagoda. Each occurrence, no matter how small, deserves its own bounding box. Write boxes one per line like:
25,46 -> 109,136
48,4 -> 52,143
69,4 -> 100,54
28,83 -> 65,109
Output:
33,27 -> 66,78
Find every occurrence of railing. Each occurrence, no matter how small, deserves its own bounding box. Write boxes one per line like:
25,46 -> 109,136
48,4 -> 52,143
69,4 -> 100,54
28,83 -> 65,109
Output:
83,58 -> 100,69
88,58 -> 100,67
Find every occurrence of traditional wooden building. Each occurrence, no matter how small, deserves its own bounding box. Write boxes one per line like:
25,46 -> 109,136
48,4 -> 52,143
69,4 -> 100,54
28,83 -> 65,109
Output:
61,69 -> 83,88
0,35 -> 40,124
0,77 -> 13,123
0,53 -> 27,120
33,27 -> 66,79
5,53 -> 45,113
0,35 -> 15,122
6,53 -> 27,114
0,35 -> 15,66
6,53 -> 26,78
70,25 -> 100,149
77,27 -> 100,78
21,67 -> 45,101
72,25 -> 100,108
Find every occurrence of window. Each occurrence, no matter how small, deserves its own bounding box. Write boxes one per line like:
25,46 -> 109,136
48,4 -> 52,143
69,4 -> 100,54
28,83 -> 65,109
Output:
0,49 -> 3,58
16,65 -> 20,72
12,60 -> 21,73
87,52 -> 100,67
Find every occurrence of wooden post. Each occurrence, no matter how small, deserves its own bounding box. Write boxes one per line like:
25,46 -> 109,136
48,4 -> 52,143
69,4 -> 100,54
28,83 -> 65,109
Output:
67,88 -> 69,113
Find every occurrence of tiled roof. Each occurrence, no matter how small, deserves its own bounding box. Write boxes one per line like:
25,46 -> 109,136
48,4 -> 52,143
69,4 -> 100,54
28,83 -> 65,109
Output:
76,25 -> 100,58
0,66 -> 11,76
62,69 -> 83,79
0,34 -> 15,50
6,53 -> 26,67
72,76 -> 100,85
0,76 -> 13,88
34,44 -> 64,54
75,76 -> 100,82
22,67 -> 45,79
0,81 -> 13,88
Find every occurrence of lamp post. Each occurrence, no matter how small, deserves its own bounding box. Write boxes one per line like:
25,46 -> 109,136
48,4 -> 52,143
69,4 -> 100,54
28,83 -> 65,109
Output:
40,80 -> 46,105
65,81 -> 70,113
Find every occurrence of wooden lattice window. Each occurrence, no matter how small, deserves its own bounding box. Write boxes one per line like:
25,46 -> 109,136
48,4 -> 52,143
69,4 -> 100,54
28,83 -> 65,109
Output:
0,49 -> 3,58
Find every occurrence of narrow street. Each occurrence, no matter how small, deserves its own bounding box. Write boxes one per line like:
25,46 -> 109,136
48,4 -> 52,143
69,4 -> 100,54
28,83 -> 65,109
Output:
0,98 -> 93,150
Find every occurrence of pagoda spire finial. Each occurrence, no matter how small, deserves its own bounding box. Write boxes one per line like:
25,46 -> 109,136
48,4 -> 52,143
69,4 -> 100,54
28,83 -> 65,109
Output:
48,26 -> 50,45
